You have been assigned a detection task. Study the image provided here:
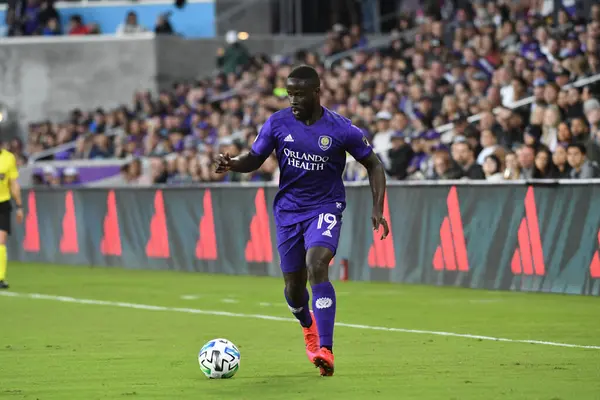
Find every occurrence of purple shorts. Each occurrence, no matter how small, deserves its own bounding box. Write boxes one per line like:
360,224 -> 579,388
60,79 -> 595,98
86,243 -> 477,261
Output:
276,213 -> 342,274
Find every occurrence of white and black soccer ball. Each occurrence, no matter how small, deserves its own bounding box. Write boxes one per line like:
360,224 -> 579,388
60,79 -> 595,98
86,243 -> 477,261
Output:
198,338 -> 241,379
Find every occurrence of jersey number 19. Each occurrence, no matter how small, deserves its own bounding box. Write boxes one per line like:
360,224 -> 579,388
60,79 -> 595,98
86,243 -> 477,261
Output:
317,213 -> 337,238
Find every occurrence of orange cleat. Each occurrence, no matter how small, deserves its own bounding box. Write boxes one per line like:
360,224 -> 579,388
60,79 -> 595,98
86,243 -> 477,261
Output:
312,347 -> 335,376
303,311 -> 320,361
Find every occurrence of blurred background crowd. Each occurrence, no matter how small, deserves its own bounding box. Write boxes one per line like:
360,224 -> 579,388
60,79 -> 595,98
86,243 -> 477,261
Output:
1,0 -> 175,36
13,0 -> 600,186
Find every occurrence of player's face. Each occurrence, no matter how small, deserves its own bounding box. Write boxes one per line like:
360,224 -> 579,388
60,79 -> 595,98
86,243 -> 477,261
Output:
286,78 -> 319,121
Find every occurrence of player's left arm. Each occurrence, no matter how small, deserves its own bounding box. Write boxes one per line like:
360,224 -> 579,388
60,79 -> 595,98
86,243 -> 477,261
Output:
358,152 -> 389,239
345,125 -> 389,240
7,154 -> 23,224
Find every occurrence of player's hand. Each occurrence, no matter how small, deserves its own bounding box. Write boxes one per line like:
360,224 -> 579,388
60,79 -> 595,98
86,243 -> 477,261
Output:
15,208 -> 24,224
214,153 -> 233,173
372,210 -> 389,240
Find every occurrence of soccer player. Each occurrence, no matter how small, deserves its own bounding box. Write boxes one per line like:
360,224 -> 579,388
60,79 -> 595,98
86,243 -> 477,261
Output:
0,147 -> 23,289
214,65 -> 389,376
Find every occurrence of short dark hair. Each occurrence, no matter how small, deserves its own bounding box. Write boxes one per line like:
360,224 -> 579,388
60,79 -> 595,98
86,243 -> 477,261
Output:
570,117 -> 587,125
522,143 -> 536,154
512,76 -> 527,87
485,154 -> 501,170
567,142 -> 586,155
288,65 -> 320,83
454,140 -> 473,152
545,82 -> 559,92
464,125 -> 479,138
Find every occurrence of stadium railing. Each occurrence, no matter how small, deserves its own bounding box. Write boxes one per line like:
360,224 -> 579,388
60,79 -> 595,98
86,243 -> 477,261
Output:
29,69 -> 600,165
18,158 -> 133,187
323,27 -> 418,70
29,130 -> 122,164
345,71 -> 600,165
208,29 -> 419,104
434,72 -> 600,136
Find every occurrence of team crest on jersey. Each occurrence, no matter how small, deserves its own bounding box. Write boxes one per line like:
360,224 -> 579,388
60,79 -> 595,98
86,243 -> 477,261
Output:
318,135 -> 332,151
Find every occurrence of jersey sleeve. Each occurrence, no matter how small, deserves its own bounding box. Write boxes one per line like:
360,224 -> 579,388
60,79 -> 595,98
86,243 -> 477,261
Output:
7,154 -> 18,180
250,118 -> 276,158
344,124 -> 373,161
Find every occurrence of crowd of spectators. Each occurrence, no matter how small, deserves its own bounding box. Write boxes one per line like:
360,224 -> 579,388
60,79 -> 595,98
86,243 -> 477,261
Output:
0,0 -> 175,37
22,0 -> 600,185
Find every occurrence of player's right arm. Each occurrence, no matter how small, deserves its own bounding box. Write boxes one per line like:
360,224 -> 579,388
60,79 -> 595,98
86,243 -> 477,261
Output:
215,119 -> 275,174
214,152 -> 265,174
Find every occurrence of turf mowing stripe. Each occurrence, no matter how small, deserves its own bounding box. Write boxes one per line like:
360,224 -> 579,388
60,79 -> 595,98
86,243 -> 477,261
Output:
2,291 -> 600,350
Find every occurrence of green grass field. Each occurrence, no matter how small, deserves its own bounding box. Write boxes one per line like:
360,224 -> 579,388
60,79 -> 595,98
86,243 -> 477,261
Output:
1,262 -> 600,400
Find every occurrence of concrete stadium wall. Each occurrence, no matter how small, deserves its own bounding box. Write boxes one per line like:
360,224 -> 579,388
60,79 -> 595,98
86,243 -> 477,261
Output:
0,35 -> 158,134
0,33 -> 346,135
153,34 -> 328,90
214,0 -> 274,35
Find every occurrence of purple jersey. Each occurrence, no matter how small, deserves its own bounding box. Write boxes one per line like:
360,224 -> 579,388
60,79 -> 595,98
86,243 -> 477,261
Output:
251,107 -> 372,226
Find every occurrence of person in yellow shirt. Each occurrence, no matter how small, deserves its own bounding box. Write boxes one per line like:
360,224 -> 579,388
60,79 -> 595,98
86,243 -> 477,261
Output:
0,149 -> 23,289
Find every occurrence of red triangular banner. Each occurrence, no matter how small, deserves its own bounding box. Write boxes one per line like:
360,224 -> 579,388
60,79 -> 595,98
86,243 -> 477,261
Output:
432,186 -> 469,272
145,190 -> 170,258
23,191 -> 40,252
245,188 -> 273,263
511,187 -> 545,276
511,248 -> 522,275
591,253 -> 600,279
368,192 -> 396,268
59,190 -> 79,254
196,190 -> 217,260
433,246 -> 443,271
590,231 -> 600,279
100,190 -> 122,256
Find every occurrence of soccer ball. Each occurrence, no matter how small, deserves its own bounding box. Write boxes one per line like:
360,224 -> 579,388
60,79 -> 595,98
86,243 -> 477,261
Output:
198,338 -> 241,379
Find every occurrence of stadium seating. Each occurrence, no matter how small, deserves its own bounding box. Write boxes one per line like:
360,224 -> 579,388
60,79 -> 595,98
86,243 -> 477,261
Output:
18,1 -> 600,184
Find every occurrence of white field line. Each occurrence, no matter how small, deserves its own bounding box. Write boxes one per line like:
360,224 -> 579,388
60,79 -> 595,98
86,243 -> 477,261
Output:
180,295 -> 201,300
1,291 -> 599,350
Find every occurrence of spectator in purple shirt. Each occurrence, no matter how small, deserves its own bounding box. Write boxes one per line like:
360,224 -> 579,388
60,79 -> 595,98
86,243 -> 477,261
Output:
21,0 -> 41,35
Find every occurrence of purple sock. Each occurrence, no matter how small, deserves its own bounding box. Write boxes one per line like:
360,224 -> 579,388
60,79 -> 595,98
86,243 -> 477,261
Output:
284,287 -> 312,328
311,281 -> 336,350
